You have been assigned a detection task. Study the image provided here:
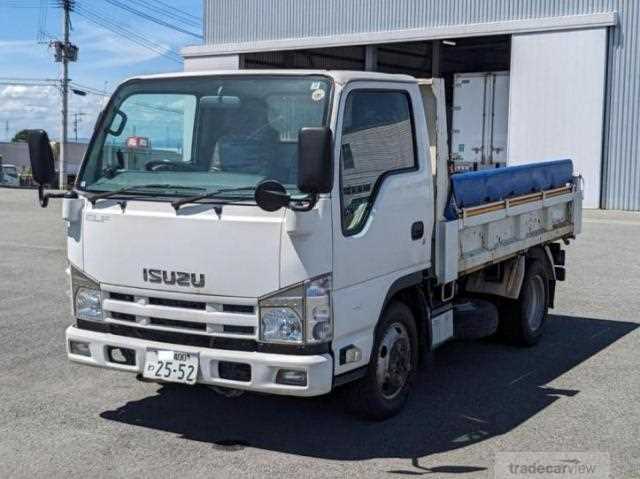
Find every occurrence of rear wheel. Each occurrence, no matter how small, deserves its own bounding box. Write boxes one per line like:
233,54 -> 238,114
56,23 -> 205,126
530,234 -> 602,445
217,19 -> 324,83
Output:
498,259 -> 549,346
344,301 -> 418,420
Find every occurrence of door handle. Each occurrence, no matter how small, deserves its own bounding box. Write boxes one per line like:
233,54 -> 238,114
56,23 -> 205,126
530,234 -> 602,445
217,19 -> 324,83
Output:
411,221 -> 424,241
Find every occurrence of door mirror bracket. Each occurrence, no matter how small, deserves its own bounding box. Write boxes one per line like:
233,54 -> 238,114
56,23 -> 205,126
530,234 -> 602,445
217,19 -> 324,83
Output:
37,186 -> 78,208
254,180 -> 317,213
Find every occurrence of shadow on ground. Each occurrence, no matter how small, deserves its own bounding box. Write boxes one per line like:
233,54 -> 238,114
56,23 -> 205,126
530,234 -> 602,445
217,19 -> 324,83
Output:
101,314 -> 637,462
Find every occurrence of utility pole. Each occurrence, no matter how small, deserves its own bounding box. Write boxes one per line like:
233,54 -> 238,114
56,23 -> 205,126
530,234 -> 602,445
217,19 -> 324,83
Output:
72,112 -> 86,142
60,0 -> 70,190
53,0 -> 77,190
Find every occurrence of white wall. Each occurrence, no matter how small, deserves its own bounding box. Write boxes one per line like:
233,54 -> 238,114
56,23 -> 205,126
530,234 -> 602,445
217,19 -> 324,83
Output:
183,54 -> 240,72
508,28 -> 607,208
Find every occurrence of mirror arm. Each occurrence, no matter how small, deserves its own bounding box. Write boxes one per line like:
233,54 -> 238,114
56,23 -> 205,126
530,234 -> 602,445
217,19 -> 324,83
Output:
289,193 -> 318,212
38,185 -> 78,208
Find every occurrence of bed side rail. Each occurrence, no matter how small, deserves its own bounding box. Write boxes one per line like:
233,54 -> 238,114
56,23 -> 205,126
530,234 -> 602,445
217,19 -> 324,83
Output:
436,177 -> 582,283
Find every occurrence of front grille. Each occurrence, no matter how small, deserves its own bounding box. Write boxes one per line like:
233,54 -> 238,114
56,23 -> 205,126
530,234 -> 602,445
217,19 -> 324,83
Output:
223,304 -> 255,314
223,325 -> 255,335
102,287 -> 258,343
109,323 -> 257,351
110,293 -> 134,302
150,317 -> 206,331
149,297 -> 206,310
111,312 -> 136,322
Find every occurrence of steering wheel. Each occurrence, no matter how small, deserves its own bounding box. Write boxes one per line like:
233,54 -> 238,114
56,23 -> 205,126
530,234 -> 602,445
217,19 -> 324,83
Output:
144,160 -> 197,172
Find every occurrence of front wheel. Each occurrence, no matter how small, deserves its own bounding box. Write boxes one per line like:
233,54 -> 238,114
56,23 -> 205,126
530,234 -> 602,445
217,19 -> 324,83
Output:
344,301 -> 418,420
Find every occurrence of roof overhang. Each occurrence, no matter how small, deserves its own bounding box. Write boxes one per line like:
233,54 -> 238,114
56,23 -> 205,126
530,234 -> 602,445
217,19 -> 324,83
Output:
125,69 -> 417,85
182,12 -> 616,58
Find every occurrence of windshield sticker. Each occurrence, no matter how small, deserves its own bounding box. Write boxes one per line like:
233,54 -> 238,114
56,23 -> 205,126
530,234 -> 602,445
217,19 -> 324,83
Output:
310,81 -> 322,90
312,89 -> 326,102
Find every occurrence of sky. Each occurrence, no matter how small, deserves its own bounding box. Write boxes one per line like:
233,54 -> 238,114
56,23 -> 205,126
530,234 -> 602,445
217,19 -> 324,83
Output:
0,0 -> 203,142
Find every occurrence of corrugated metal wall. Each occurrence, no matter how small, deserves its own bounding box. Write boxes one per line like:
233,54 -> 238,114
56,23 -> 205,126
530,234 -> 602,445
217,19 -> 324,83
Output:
203,0 -> 640,210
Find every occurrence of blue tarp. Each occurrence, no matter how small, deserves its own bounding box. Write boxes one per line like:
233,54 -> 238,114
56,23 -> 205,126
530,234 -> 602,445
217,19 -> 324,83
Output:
445,159 -> 574,220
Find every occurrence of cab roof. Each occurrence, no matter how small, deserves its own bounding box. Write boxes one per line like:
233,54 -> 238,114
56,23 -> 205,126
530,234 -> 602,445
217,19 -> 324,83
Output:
128,69 -> 418,85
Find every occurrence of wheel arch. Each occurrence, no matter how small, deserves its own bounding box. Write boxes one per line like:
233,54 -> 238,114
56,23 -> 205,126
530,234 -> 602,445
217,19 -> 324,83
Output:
527,246 -> 556,281
526,246 -> 557,307
464,248 -> 557,307
378,272 -> 431,360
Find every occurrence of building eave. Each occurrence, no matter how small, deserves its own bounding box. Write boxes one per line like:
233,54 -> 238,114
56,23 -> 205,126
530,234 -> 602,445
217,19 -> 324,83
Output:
182,12 -> 616,58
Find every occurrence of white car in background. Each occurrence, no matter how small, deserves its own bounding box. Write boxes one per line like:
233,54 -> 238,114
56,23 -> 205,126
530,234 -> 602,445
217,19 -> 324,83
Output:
1,164 -> 20,186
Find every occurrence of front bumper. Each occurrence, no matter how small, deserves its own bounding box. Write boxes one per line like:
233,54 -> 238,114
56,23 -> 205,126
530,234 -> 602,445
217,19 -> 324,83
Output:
66,326 -> 333,397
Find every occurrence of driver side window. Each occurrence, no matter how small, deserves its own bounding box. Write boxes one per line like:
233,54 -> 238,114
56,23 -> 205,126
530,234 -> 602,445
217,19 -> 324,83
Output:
340,90 -> 416,234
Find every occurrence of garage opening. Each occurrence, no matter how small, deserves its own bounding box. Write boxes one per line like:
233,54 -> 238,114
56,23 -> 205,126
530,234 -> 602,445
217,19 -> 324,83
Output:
241,35 -> 511,171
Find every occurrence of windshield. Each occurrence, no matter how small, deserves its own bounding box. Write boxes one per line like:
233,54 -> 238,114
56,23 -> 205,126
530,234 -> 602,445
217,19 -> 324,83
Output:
3,166 -> 17,177
78,75 -> 332,198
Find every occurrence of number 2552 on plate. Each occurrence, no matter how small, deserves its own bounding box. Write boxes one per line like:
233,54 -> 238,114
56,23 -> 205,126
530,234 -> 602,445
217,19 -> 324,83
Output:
143,350 -> 199,385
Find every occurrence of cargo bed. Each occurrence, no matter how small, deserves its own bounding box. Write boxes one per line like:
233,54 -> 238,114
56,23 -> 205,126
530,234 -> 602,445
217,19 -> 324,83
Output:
437,165 -> 583,282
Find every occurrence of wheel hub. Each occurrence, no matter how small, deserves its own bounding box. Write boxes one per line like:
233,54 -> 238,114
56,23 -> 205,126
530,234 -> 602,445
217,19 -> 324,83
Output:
376,322 -> 412,400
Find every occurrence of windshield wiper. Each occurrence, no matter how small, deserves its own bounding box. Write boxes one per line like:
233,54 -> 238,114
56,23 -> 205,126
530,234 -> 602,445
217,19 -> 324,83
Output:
171,186 -> 257,211
87,184 -> 206,206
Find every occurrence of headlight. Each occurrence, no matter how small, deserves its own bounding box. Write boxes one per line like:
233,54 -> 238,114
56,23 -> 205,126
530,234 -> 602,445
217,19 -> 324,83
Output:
261,307 -> 303,343
75,287 -> 103,321
71,266 -> 103,322
259,274 -> 332,345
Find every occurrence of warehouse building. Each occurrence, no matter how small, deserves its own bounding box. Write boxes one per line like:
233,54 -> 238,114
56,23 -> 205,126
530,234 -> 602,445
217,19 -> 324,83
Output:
183,1 -> 640,210
0,141 -> 86,176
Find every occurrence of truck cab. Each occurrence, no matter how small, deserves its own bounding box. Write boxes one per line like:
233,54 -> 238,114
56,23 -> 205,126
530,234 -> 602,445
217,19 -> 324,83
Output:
26,70 -> 581,419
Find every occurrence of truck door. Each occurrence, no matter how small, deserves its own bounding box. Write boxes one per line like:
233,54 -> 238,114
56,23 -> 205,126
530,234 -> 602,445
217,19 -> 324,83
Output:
330,81 -> 433,370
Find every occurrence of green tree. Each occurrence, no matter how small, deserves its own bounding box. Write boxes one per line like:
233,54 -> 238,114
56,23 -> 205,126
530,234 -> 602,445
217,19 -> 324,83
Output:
11,130 -> 29,143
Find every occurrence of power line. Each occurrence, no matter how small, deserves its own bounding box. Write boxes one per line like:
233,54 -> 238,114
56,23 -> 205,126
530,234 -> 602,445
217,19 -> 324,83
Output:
0,78 -> 60,90
37,0 -> 50,41
0,77 -> 59,82
139,0 -> 199,22
0,82 -> 57,87
76,8 -> 182,62
101,0 -> 202,39
128,0 -> 201,28
2,2 -> 58,9
74,4 -> 183,63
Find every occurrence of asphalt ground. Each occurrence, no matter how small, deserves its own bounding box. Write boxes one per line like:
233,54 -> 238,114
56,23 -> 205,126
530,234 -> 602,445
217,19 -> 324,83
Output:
1,188 -> 639,478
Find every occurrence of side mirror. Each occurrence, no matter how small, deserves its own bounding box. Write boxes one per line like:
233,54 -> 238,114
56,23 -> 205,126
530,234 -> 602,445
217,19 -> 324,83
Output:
26,129 -> 55,186
26,129 -> 76,207
254,180 -> 290,212
297,127 -> 332,194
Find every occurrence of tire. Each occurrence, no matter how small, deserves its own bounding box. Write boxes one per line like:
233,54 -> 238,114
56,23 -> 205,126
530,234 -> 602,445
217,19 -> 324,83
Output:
498,259 -> 549,346
344,301 -> 418,420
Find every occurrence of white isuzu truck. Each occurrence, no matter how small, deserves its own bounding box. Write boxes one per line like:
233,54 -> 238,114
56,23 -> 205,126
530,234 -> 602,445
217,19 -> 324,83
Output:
26,70 -> 582,419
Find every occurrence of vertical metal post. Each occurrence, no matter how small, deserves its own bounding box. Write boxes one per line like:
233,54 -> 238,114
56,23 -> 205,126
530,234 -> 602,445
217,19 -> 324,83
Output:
432,40 -> 441,77
59,0 -> 70,190
365,46 -> 378,71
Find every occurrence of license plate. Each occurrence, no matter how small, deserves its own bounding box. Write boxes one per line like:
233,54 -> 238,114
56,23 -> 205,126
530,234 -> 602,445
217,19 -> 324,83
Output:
143,350 -> 199,385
